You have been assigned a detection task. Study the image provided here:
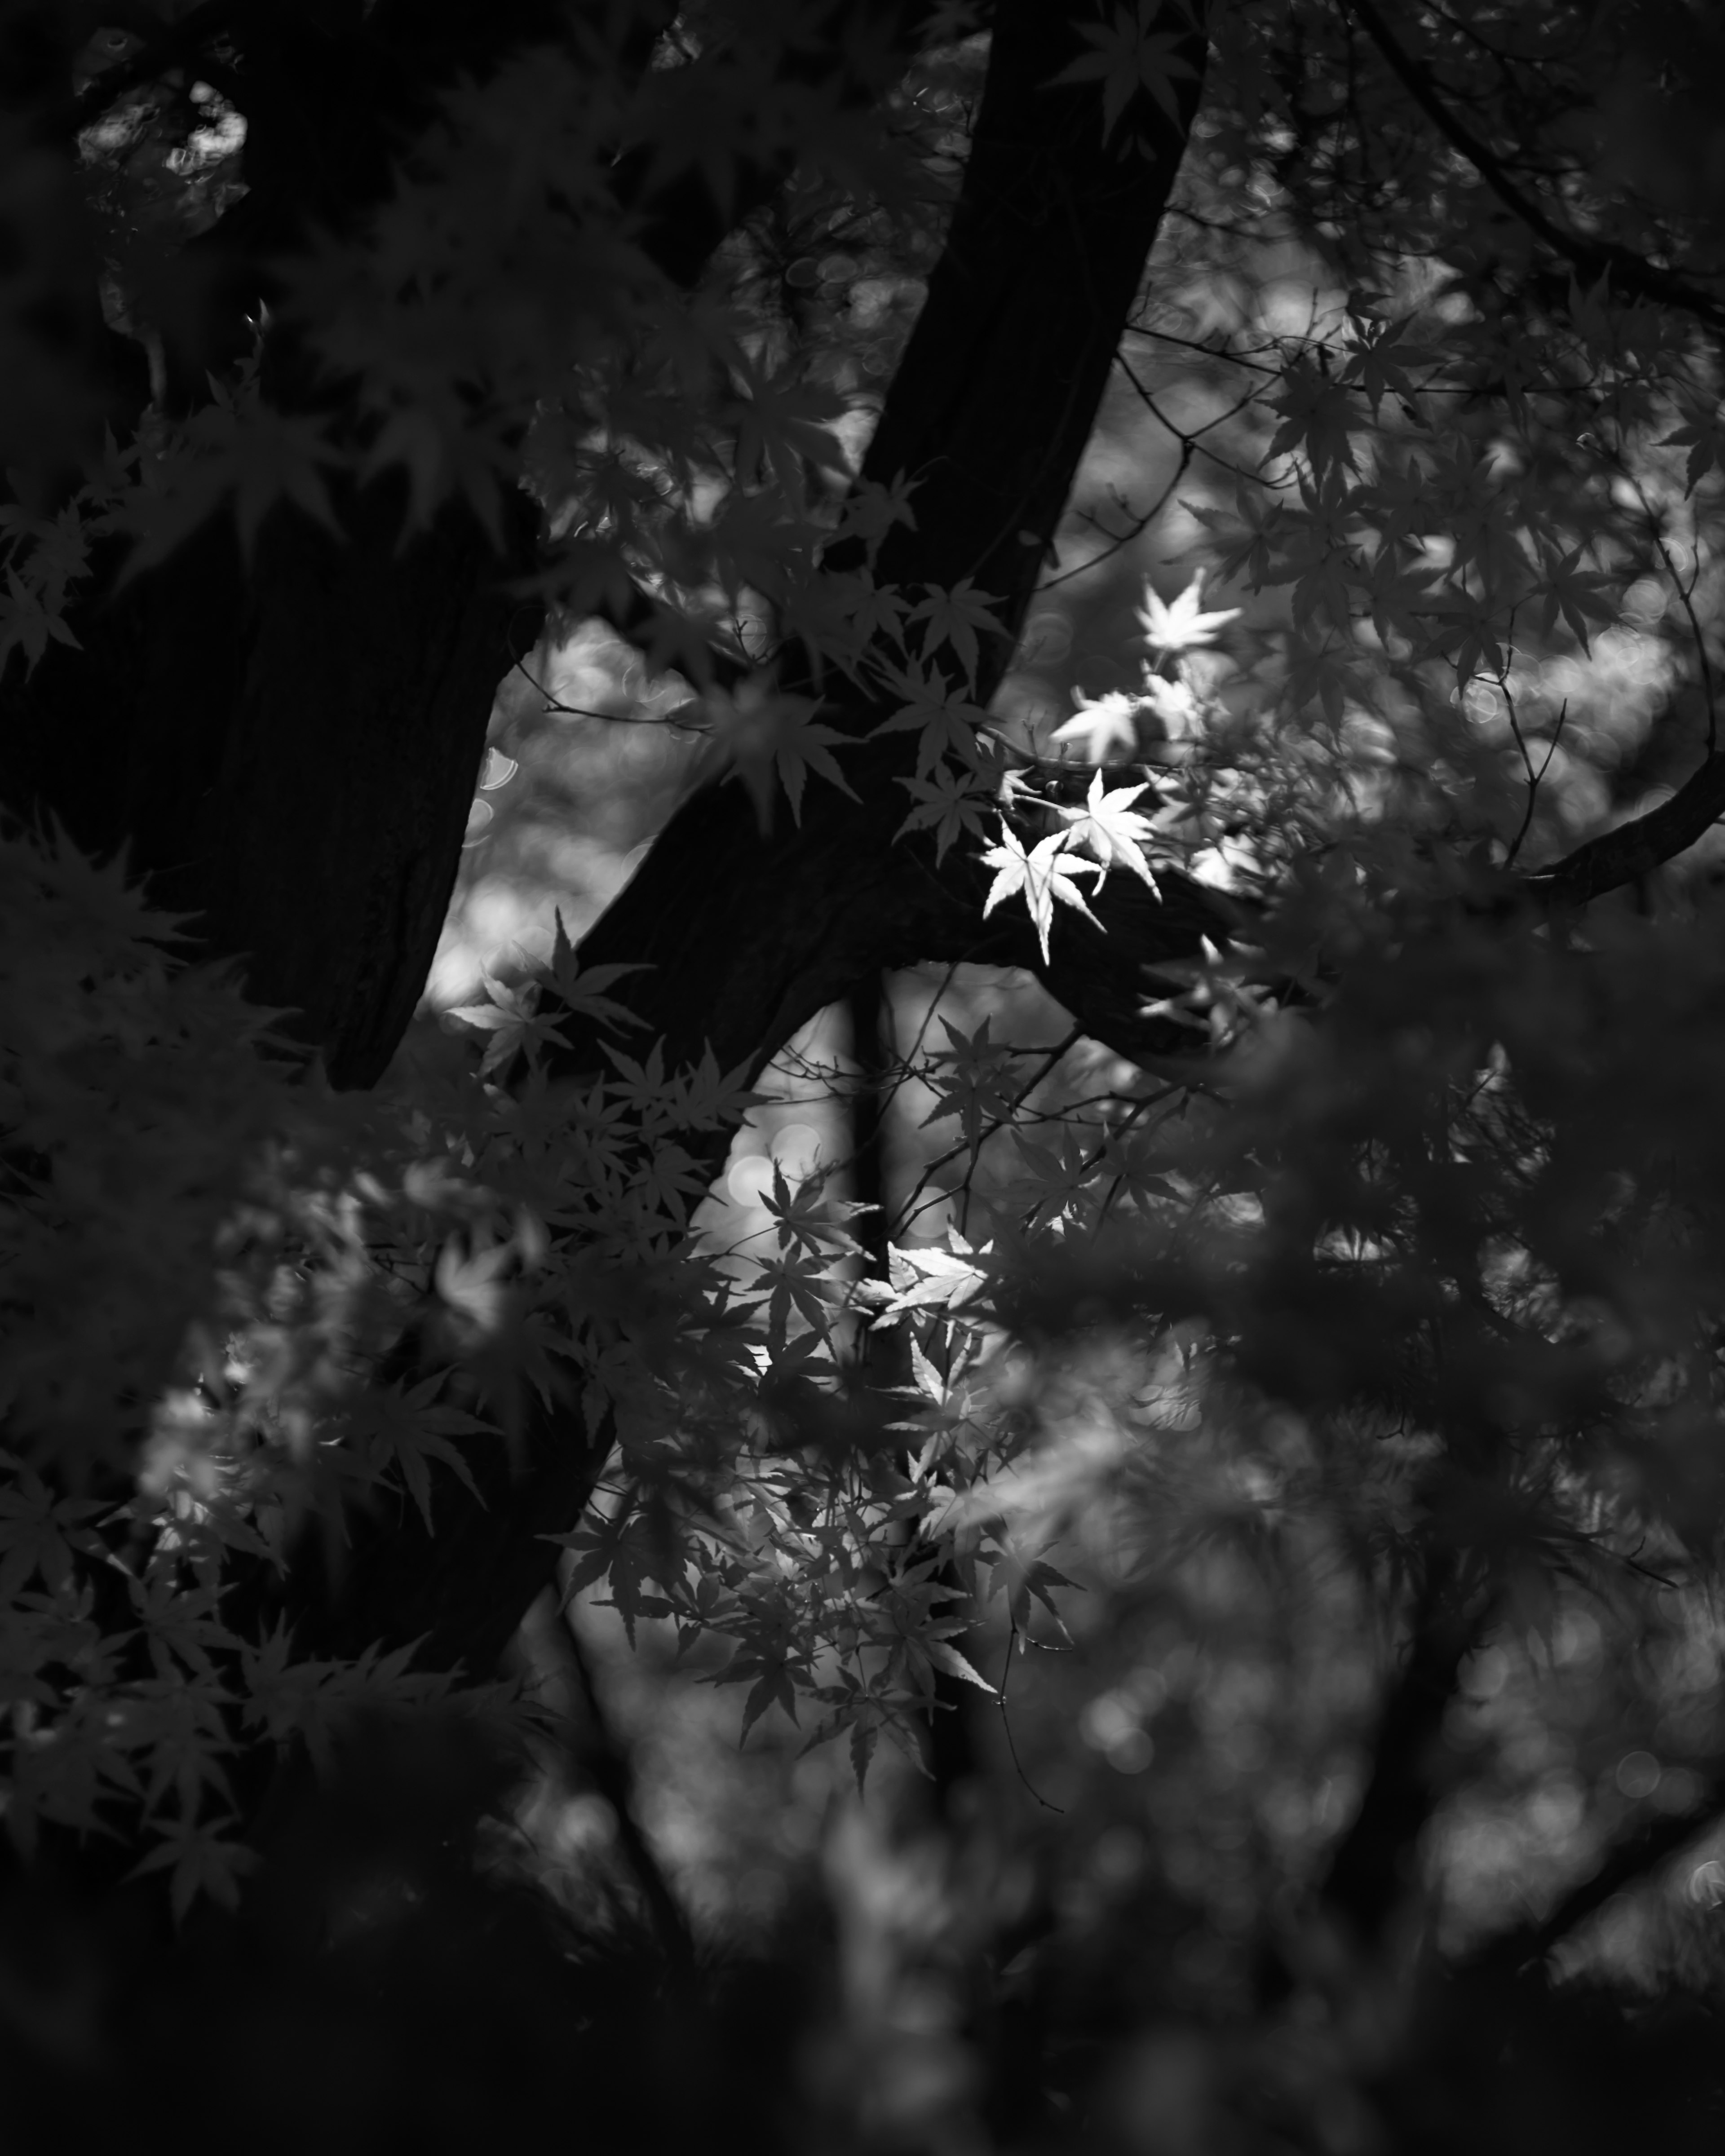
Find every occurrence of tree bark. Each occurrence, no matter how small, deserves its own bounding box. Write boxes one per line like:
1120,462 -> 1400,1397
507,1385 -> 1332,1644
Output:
5,0 -> 1221,1701
279,0 -> 1219,1685
0,0 -> 946,1085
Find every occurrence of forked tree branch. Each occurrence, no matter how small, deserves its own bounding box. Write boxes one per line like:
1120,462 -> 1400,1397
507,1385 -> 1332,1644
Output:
273,0 -> 1217,1690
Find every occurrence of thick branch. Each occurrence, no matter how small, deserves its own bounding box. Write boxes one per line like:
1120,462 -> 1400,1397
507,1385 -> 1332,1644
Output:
8,1 -> 957,1090
553,0 -> 1217,1071
1319,1543 -> 1491,1953
1462,1775 -> 1725,1980
1525,742 -> 1725,906
283,0 -> 1216,1683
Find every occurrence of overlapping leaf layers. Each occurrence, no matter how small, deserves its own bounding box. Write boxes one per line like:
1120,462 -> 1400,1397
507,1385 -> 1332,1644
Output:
3,0 -> 1725,1953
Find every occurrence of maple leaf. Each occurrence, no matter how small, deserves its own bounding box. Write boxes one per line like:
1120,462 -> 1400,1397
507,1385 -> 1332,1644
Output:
1340,311 -> 1442,417
1055,769 -> 1163,893
1266,358 -> 1363,482
724,350 -> 852,495
1533,542 -> 1617,652
1137,672 -> 1201,738
895,760 -> 998,860
980,822 -> 1105,963
1659,407 -> 1725,496
920,1013 -> 1017,1155
924,1638 -> 997,1692
345,1374 -> 496,1532
986,1547 -> 1081,1643
1050,688 -> 1145,761
903,575 -> 1008,688
533,911 -> 646,1034
801,566 -> 909,661
870,652 -> 992,778
863,1238 -> 993,1323
1134,568 -> 1241,657
707,678 -> 858,830
447,974 -> 572,1074
636,1137 -> 710,1224
0,1466 -> 109,1599
732,1655 -> 800,1741
1046,1 -> 1201,145
131,1813 -> 259,1923
832,468 -> 921,554
760,1159 -> 860,1261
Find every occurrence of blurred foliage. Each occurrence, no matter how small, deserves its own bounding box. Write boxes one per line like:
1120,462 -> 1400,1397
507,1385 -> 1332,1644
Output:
6,0 -> 1725,2152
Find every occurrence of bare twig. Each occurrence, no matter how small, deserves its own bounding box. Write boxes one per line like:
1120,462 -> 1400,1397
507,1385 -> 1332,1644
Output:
997,1621 -> 1064,1814
1504,691 -> 1567,869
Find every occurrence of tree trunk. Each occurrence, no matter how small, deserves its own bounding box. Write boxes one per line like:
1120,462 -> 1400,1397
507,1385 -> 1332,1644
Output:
0,0 -> 940,1084
4,0 -> 1219,1696
278,0 -> 1220,1690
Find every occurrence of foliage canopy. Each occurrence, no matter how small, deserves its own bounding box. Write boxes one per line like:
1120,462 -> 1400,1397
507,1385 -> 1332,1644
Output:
5,0 -> 1725,2147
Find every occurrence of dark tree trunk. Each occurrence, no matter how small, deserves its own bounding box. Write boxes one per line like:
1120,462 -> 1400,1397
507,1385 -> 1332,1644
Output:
271,0 -> 1220,1695
0,0 -> 943,1083
4,0 -> 1220,1705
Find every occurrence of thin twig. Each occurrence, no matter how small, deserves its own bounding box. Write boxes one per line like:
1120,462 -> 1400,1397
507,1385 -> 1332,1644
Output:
1504,689 -> 1567,869
1608,451 -> 1718,756
997,1620 -> 1064,1814
887,1029 -> 1083,1242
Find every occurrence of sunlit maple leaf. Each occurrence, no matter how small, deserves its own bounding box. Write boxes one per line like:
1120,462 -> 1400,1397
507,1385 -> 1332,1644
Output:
1055,769 -> 1162,893
1134,568 -> 1240,657
1051,688 -> 1145,761
980,822 -> 1105,963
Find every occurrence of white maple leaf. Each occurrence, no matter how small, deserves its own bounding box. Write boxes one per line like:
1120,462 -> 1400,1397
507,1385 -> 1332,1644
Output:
980,821 -> 1105,964
1050,688 -> 1143,761
1056,769 -> 1162,894
1137,671 -> 1200,734
1135,568 -> 1240,657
